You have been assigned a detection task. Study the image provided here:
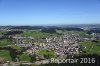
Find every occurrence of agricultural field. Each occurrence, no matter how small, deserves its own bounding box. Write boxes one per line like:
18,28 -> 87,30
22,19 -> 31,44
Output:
10,45 -> 22,50
38,49 -> 56,58
0,50 -> 12,61
0,39 -> 14,47
18,53 -> 31,61
21,31 -> 49,39
80,40 -> 100,55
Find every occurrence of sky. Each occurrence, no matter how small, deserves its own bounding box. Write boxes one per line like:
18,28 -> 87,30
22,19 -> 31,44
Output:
0,0 -> 100,25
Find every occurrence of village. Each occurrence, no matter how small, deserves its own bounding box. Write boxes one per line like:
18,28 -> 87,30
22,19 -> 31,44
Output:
12,32 -> 81,59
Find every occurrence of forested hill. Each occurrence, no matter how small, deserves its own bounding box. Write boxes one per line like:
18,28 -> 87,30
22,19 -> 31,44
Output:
10,26 -> 83,31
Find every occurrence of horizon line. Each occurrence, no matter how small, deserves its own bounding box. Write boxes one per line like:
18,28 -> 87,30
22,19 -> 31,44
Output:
0,23 -> 100,26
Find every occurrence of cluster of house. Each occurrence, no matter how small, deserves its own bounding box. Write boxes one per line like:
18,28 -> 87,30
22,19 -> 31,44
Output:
12,33 -> 81,59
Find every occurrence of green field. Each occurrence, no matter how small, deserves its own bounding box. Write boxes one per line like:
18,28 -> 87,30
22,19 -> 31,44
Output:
38,49 -> 56,58
21,31 -> 49,39
0,39 -> 14,47
0,50 -> 11,61
19,53 -> 31,61
80,41 -> 100,55
10,45 -> 22,50
80,41 -> 93,52
90,43 -> 100,55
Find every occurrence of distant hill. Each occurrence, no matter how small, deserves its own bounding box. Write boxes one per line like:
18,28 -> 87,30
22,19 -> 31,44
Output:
87,28 -> 100,34
10,26 -> 84,34
11,26 -> 45,30
4,31 -> 23,35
